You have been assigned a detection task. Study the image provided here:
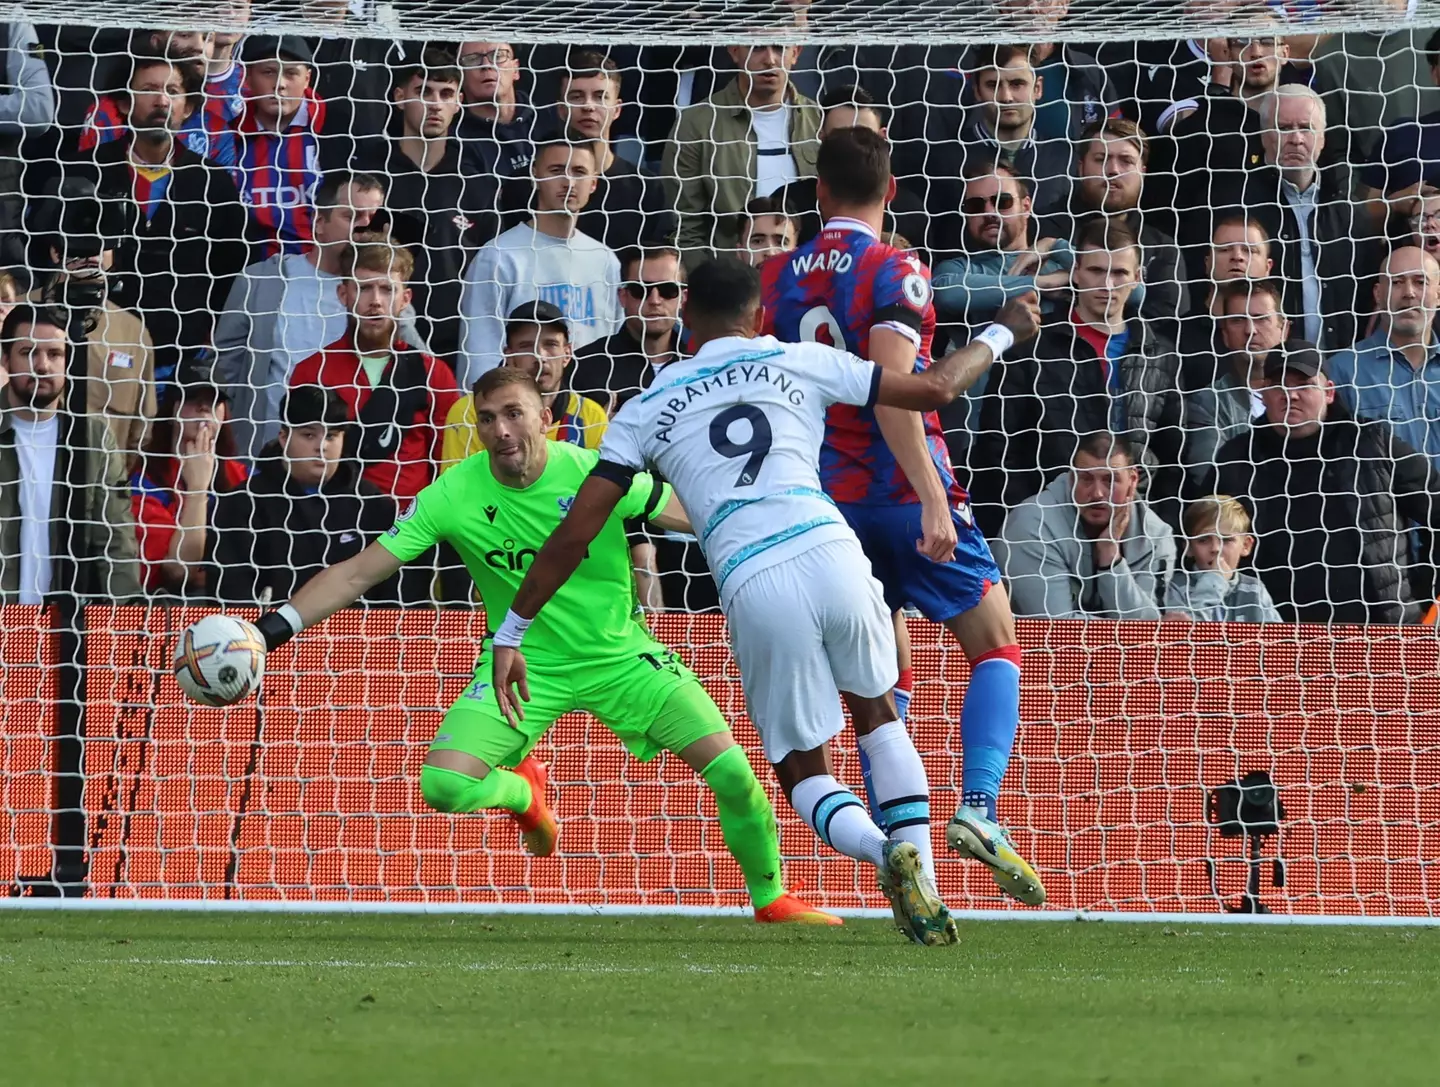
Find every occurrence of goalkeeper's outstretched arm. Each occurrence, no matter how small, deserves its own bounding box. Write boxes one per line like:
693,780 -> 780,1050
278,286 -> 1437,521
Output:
253,542 -> 404,651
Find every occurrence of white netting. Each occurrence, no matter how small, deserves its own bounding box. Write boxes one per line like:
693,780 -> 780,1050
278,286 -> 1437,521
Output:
8,2 -> 1440,44
1,10 -> 1438,916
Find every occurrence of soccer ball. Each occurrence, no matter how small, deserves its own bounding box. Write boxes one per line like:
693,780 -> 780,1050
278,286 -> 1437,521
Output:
172,614 -> 267,707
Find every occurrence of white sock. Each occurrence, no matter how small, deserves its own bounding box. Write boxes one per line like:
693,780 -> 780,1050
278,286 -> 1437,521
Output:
858,720 -> 935,881
790,773 -> 887,868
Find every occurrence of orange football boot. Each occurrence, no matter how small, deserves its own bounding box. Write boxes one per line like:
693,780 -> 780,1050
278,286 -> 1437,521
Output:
754,892 -> 843,926
510,756 -> 557,857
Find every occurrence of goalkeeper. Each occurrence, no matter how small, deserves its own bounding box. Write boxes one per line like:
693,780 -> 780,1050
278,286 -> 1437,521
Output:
253,366 -> 836,926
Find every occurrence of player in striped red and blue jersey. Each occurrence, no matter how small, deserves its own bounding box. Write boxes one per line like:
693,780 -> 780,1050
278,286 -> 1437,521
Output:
761,125 -> 1045,906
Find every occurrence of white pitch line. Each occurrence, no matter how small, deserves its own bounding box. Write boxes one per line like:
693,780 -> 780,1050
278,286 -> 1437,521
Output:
2,898 -> 1437,927
106,958 -> 944,977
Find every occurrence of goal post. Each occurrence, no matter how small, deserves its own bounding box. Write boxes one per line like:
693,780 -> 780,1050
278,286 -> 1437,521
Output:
2,5 -> 1439,921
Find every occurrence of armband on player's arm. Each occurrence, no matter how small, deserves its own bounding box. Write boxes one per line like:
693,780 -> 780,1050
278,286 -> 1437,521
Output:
872,303 -> 923,348
590,458 -> 638,489
640,476 -> 666,520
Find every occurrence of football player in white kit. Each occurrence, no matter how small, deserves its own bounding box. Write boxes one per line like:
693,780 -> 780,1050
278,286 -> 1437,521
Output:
494,258 -> 1040,945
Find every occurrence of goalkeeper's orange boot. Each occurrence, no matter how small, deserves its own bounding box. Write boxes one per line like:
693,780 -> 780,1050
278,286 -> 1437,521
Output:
511,756 -> 557,857
754,892 -> 842,926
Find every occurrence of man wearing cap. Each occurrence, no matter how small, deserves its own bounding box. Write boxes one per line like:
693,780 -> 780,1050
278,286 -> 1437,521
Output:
234,34 -> 326,258
210,384 -> 409,605
441,301 -> 608,467
1206,339 -> 1440,624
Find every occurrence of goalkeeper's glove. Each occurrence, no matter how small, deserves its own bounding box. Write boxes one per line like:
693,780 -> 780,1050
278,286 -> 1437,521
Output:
255,603 -> 304,651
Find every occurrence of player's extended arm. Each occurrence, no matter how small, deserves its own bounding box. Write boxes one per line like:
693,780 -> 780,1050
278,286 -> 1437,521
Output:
874,293 -> 1042,412
869,325 -> 957,563
492,473 -> 627,725
252,542 -> 404,651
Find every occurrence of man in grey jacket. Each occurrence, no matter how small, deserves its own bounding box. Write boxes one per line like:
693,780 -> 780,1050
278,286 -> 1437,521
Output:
995,432 -> 1176,619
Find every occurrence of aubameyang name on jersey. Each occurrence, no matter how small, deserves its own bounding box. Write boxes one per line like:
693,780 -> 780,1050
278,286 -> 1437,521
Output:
790,249 -> 853,276
654,363 -> 804,443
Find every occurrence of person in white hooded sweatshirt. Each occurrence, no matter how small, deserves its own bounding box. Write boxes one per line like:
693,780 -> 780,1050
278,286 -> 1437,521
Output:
458,139 -> 622,389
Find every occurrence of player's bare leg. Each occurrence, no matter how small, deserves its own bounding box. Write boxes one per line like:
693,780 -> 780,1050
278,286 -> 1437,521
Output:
671,730 -> 840,926
939,583 -> 1045,906
775,733 -> 956,946
421,748 -> 558,857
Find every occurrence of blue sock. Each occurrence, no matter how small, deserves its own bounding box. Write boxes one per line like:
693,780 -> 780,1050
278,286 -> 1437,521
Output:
960,651 -> 1022,823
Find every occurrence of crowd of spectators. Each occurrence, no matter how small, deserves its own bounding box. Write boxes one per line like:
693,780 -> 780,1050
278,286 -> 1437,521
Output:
7,16 -> 1440,625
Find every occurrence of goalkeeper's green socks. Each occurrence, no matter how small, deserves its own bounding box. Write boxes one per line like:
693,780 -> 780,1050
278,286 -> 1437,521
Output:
419,764 -> 531,815
700,746 -> 785,911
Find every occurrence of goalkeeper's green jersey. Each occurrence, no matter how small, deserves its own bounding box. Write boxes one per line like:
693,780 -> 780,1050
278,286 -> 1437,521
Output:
378,441 -> 673,665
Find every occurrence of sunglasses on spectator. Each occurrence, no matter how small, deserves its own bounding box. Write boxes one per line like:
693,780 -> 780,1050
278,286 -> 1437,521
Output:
962,193 -> 1016,214
460,49 -> 515,68
1227,37 -> 1280,53
624,281 -> 683,300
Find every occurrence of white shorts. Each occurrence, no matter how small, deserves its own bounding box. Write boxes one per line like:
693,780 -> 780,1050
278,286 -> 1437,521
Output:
725,537 -> 898,763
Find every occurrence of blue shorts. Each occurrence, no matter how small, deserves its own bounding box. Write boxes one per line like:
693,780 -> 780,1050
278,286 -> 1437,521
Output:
837,501 -> 1003,624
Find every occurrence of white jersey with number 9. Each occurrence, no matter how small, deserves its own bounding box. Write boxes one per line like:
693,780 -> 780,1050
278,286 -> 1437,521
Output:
598,334 -> 881,609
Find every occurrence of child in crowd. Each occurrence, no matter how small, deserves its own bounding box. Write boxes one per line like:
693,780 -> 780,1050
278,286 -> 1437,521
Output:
1165,495 -> 1283,623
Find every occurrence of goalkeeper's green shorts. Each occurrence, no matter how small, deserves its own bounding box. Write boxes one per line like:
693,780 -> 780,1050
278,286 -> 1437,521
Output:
430,641 -> 728,769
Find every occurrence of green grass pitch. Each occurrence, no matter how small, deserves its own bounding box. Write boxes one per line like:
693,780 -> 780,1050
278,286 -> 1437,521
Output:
2,912 -> 1436,1086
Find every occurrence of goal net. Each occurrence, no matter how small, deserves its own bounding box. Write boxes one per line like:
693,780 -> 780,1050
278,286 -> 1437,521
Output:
3,3 -> 1439,920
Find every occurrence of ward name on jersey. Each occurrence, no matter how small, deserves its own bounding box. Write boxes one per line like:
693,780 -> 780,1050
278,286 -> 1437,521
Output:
760,217 -> 962,508
379,440 -> 669,664
599,335 -> 883,608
